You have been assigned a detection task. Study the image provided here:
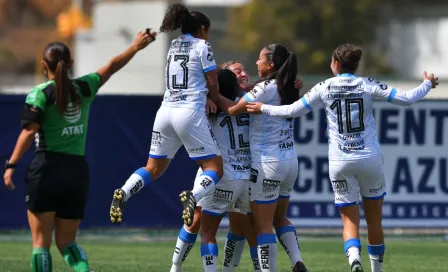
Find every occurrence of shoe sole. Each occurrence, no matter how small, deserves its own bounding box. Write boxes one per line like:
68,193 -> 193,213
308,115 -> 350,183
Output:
110,189 -> 125,224
179,191 -> 195,227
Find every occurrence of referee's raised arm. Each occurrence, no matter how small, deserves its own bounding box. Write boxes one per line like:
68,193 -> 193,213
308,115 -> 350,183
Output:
96,29 -> 157,87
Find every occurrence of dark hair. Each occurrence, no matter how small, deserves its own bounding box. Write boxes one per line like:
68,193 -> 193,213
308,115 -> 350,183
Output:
332,44 -> 363,74
43,42 -> 79,114
159,4 -> 210,35
209,69 -> 239,123
260,44 -> 299,105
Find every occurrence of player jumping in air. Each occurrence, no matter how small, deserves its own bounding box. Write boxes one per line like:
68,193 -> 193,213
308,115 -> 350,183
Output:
110,4 -> 223,228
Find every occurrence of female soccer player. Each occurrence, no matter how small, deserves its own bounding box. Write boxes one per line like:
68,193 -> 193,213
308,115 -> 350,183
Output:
171,63 -> 259,272
218,45 -> 308,272
246,44 -> 439,272
3,30 -> 155,272
195,69 -> 251,272
111,3 -> 223,227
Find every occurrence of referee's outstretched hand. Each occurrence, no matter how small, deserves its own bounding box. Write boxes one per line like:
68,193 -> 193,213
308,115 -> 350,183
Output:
132,28 -> 157,51
3,169 -> 15,190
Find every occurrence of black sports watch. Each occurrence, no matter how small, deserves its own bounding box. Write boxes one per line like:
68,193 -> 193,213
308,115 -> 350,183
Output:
4,160 -> 17,170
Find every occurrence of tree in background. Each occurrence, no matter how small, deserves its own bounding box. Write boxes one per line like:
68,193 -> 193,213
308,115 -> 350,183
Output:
225,0 -> 393,75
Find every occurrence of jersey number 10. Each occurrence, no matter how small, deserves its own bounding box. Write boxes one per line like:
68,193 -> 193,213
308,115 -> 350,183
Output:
219,114 -> 250,150
330,98 -> 365,134
166,55 -> 189,89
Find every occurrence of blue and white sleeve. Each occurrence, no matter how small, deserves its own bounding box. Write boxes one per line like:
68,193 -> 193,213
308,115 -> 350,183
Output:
198,41 -> 217,73
388,80 -> 432,106
368,78 -> 432,106
261,85 -> 321,118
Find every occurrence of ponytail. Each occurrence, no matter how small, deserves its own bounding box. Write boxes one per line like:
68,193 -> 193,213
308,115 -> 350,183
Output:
159,4 -> 210,35
276,51 -> 299,105
54,60 -> 78,114
160,4 -> 192,33
258,44 -> 299,106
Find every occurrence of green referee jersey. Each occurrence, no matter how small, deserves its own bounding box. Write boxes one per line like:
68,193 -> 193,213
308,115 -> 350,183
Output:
24,73 -> 101,156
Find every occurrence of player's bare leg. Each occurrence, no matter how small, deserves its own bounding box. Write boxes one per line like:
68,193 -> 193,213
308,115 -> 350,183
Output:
340,205 -> 364,272
363,198 -> 385,272
110,157 -> 170,224
273,197 -> 307,272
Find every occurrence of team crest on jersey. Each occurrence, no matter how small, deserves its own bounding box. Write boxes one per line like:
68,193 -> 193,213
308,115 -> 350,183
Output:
63,102 -> 81,123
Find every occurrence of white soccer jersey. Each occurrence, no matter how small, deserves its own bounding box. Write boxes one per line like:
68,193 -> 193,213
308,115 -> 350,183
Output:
211,112 -> 251,180
243,80 -> 297,163
162,33 -> 217,111
261,74 -> 433,161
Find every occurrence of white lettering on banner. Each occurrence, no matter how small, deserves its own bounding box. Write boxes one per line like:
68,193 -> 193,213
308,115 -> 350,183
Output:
288,101 -> 448,227
219,102 -> 448,228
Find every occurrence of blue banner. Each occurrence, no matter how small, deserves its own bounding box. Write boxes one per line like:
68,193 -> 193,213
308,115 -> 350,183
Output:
1,96 -> 447,229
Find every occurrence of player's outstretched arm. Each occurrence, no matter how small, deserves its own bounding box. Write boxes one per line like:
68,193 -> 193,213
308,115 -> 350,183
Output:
391,72 -> 438,106
372,72 -> 439,106
247,84 -> 321,117
247,98 -> 310,118
96,29 -> 157,87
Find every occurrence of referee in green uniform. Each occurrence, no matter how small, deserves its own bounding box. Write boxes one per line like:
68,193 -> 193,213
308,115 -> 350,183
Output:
3,29 -> 156,272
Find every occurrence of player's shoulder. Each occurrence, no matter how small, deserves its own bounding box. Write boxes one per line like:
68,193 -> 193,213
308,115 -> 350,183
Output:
27,81 -> 53,98
361,77 -> 389,91
310,77 -> 334,92
194,38 -> 213,51
25,81 -> 54,107
255,79 -> 276,90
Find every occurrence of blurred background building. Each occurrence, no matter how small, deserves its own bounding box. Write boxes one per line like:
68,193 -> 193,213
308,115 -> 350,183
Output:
1,0 -> 447,230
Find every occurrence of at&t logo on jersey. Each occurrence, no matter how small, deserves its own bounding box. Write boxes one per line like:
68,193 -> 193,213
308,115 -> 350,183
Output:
63,102 -> 81,123
61,102 -> 84,136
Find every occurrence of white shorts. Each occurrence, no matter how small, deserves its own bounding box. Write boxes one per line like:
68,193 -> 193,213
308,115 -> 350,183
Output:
249,158 -> 298,204
228,180 -> 251,214
149,106 -> 221,160
329,155 -> 386,207
198,179 -> 250,216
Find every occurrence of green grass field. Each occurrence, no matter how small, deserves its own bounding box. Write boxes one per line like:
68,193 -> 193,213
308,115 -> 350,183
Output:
0,238 -> 447,272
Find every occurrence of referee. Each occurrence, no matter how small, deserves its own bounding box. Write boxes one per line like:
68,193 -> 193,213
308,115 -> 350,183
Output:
3,29 -> 156,272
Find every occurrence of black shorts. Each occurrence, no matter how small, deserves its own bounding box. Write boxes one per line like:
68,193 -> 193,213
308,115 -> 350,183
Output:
25,151 -> 90,219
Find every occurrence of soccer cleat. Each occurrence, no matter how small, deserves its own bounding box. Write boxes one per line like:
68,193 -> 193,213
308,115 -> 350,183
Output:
350,260 -> 364,272
292,261 -> 308,272
179,190 -> 196,227
110,189 -> 126,224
